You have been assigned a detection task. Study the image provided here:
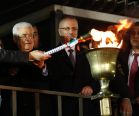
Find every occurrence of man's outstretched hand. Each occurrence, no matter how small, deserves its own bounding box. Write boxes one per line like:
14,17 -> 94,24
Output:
29,50 -> 51,61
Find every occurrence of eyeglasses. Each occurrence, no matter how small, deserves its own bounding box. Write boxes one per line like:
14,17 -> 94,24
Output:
19,34 -> 34,39
59,27 -> 78,31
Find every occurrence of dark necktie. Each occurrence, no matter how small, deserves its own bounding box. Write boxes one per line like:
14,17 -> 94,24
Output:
129,54 -> 139,96
68,49 -> 75,67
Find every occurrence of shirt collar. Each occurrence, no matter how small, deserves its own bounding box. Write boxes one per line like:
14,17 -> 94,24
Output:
130,49 -> 139,56
65,46 -> 75,51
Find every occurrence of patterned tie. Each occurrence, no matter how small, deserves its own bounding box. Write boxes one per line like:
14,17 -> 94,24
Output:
129,54 -> 139,96
68,49 -> 75,67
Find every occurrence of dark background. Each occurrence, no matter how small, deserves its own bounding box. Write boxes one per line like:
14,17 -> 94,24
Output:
0,0 -> 139,24
0,0 -> 139,50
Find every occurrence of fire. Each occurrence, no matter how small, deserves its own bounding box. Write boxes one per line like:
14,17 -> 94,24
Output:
90,19 -> 133,48
116,19 -> 133,32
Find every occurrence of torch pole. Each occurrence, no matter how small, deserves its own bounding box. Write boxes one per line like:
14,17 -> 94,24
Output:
99,79 -> 112,116
100,97 -> 112,116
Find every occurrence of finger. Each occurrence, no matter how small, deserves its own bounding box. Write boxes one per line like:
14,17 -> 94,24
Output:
81,89 -> 87,95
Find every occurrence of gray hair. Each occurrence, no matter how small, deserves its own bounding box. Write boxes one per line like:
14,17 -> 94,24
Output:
12,22 -> 33,36
12,22 -> 33,44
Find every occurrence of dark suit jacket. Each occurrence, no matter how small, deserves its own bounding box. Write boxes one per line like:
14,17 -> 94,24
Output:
0,49 -> 29,86
0,49 -> 28,63
47,45 -> 100,116
118,49 -> 139,97
47,45 -> 99,94
0,60 -> 48,88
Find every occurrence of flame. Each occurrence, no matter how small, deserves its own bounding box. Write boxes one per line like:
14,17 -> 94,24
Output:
90,19 -> 133,48
116,19 -> 133,32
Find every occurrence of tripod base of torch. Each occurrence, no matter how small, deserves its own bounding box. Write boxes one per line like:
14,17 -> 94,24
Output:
91,80 -> 119,116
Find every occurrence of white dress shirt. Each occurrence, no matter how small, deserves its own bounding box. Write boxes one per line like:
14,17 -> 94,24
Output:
128,50 -> 139,85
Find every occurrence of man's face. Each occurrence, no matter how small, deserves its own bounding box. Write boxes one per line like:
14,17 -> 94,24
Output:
58,18 -> 78,43
18,27 -> 34,52
130,26 -> 139,49
33,26 -> 39,48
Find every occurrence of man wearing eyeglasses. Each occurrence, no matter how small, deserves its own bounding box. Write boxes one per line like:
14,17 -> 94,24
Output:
0,22 -> 51,116
47,16 -> 99,116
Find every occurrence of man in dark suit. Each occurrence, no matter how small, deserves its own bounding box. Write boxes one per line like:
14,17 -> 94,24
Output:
49,16 -> 95,94
47,16 -> 100,116
118,22 -> 139,116
0,22 -> 52,116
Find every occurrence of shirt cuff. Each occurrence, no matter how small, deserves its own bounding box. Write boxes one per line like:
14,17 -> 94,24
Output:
42,64 -> 48,76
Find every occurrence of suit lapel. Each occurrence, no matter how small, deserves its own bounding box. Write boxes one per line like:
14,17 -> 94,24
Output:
61,49 -> 74,69
57,43 -> 81,69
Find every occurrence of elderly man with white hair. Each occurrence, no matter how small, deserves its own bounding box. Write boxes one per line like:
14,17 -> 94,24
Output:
0,22 -> 51,116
